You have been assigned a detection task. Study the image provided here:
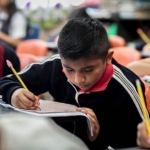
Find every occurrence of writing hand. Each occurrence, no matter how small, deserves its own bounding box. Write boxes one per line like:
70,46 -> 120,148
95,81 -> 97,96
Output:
137,121 -> 150,148
11,88 -> 40,110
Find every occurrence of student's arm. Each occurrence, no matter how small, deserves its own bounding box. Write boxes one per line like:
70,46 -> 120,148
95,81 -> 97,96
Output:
126,58 -> 150,77
0,55 -> 60,107
103,77 -> 145,149
137,121 -> 150,148
0,31 -> 22,47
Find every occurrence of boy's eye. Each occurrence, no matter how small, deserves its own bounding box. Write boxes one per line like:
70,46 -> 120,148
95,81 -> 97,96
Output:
84,69 -> 93,73
66,69 -> 74,72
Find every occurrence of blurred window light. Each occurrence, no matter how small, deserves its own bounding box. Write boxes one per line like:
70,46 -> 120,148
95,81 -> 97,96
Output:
16,0 -> 73,9
70,0 -> 85,6
50,0 -> 70,7
16,0 -> 50,9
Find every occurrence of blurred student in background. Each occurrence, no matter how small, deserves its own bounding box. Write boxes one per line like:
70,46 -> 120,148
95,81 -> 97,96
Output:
0,0 -> 28,50
127,58 -> 150,77
127,44 -> 150,77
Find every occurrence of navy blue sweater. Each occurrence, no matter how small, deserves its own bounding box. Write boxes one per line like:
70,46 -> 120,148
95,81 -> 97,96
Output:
0,54 -> 147,149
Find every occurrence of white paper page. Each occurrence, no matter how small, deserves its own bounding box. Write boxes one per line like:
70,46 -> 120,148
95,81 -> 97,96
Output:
27,100 -> 77,113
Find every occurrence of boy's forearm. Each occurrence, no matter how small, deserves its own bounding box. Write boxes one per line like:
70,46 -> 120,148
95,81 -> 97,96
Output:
0,76 -> 22,104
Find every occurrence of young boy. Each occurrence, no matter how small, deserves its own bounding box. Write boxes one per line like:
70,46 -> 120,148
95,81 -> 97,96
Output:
0,18 -> 147,149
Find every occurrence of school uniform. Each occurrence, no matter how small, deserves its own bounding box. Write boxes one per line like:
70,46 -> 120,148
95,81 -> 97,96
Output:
0,54 -> 147,150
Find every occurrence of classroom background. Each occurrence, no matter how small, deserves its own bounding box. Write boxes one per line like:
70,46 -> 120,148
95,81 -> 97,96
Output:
1,0 -> 150,99
1,1 -> 150,150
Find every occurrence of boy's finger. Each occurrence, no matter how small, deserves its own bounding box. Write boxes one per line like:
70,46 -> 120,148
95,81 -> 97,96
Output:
26,106 -> 38,110
35,96 -> 40,105
77,107 -> 92,114
18,100 -> 38,110
137,124 -> 150,148
18,95 -> 35,107
138,122 -> 149,139
137,139 -> 142,147
87,114 -> 96,123
81,107 -> 98,121
23,90 -> 37,102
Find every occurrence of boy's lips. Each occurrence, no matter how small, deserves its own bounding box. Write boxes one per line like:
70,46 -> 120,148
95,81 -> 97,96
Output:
79,84 -> 90,89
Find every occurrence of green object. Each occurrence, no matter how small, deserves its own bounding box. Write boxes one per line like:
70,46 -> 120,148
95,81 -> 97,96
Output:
107,23 -> 118,36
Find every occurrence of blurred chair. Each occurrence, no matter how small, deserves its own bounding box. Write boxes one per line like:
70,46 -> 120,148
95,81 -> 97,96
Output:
112,47 -> 141,66
0,45 -> 4,78
109,35 -> 126,48
17,53 -> 39,70
25,24 -> 40,40
16,39 -> 48,57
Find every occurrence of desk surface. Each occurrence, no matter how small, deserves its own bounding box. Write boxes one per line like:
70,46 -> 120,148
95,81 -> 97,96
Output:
0,104 -> 14,114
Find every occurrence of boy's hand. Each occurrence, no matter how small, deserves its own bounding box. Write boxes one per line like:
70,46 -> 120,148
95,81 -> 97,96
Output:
143,44 -> 150,52
11,88 -> 40,110
76,107 -> 100,142
137,121 -> 150,148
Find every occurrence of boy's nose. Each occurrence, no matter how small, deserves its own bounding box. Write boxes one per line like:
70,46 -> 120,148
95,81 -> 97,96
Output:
74,73 -> 85,84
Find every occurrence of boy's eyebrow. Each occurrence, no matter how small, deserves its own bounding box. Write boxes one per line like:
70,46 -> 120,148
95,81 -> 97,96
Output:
63,64 -> 94,69
63,64 -> 72,68
83,66 -> 94,69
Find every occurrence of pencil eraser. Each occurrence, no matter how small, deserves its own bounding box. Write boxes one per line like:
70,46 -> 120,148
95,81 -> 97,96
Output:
6,60 -> 12,67
136,79 -> 140,86
137,28 -> 142,34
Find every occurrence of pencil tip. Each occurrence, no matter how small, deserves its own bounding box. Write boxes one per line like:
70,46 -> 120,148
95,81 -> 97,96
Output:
6,60 -> 12,67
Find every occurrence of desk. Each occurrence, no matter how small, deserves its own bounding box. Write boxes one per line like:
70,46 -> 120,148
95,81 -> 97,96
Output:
0,103 -> 14,114
0,101 -> 88,137
0,103 -> 147,150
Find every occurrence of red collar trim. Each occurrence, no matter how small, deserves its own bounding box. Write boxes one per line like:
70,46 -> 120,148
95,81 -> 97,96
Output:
79,64 -> 113,93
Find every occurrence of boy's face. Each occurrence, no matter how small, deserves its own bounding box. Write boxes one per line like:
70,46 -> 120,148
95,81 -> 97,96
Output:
61,50 -> 113,90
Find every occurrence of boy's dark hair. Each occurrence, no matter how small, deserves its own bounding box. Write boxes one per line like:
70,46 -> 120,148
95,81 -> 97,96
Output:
58,18 -> 110,61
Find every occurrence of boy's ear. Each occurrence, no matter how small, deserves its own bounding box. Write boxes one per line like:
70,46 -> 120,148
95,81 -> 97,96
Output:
106,49 -> 114,66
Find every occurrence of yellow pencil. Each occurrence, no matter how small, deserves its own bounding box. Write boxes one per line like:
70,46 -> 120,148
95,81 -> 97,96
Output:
6,60 -> 40,108
137,28 -> 150,44
136,79 -> 150,136
6,60 -> 28,90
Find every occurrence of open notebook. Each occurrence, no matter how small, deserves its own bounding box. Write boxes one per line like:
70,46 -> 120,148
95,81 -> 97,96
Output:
0,99 -> 93,136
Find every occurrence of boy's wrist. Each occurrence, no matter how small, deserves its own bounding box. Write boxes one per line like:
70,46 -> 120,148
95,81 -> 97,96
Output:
6,86 -> 22,105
